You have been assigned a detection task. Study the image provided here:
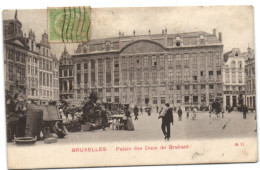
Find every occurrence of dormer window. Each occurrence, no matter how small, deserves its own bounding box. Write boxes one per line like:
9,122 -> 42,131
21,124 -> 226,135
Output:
235,53 -> 238,56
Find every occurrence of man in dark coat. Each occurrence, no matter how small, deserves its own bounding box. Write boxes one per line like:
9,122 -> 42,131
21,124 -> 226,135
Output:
243,105 -> 248,119
161,103 -> 173,140
177,107 -> 183,121
100,105 -> 108,130
133,105 -> 139,120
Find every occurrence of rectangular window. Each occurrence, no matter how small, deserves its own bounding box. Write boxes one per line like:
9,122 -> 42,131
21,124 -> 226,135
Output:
177,95 -> 182,103
208,52 -> 213,67
184,68 -> 189,79
185,96 -> 189,103
209,71 -> 213,76
47,74 -> 49,87
50,74 -> 52,87
152,56 -> 157,67
91,72 -> 95,84
152,69 -> 157,82
168,68 -> 173,81
209,84 -> 214,89
200,52 -> 205,67
160,69 -> 165,81
160,55 -> 165,67
69,69 -> 72,76
185,85 -> 189,90
144,69 -> 149,81
238,72 -> 242,83
193,85 -> 197,90
97,72 -> 102,85
43,73 -> 46,86
129,70 -> 134,82
77,73 -> 81,84
201,94 -> 206,103
217,70 -> 221,75
193,96 -> 198,103
91,59 -> 95,69
39,72 -> 42,85
114,88 -> 119,92
160,86 -> 165,95
106,71 -> 111,83
98,59 -> 103,72
84,62 -> 88,69
77,64 -> 81,70
232,72 -> 236,83
168,55 -> 173,68
176,54 -> 181,67
201,84 -> 206,89
84,73 -> 88,84
144,56 -> 148,67
193,76 -> 197,80
184,53 -> 189,68
209,93 -> 214,103
176,85 -> 181,90
8,64 -> 13,81
64,70 -> 68,77
192,53 -> 197,68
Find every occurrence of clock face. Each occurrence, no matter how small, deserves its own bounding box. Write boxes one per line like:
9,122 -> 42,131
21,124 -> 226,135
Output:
176,41 -> 181,47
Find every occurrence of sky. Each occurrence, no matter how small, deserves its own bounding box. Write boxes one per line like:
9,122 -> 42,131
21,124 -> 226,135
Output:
3,6 -> 254,58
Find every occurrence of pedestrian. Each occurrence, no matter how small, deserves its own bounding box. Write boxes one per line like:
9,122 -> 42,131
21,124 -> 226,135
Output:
243,105 -> 248,119
178,107 -> 183,121
156,105 -> 159,113
133,105 -> 139,120
124,106 -> 134,131
186,107 -> 190,119
140,106 -> 143,115
159,103 -> 173,140
100,105 -> 108,130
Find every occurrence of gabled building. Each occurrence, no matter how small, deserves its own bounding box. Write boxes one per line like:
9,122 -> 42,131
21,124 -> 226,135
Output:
244,47 -> 255,109
3,10 -> 28,96
59,46 -> 74,102
223,48 -> 246,110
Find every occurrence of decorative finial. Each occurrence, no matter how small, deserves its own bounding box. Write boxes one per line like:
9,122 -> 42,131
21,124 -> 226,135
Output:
14,9 -> 18,20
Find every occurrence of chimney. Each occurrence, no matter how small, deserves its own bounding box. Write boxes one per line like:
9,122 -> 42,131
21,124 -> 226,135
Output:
165,28 -> 167,35
213,29 -> 216,36
162,29 -> 164,34
119,31 -> 121,37
218,32 -> 222,42
133,30 -> 135,36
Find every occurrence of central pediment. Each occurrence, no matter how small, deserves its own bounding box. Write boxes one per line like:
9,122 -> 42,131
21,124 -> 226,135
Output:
120,40 -> 166,54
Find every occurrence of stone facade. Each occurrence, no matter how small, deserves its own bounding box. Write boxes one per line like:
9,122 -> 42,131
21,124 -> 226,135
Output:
59,47 -> 74,102
223,48 -> 246,110
69,29 -> 224,108
245,48 -> 255,109
3,11 -> 59,104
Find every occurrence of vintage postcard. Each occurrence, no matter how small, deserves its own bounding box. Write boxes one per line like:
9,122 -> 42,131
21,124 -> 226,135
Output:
2,6 -> 257,169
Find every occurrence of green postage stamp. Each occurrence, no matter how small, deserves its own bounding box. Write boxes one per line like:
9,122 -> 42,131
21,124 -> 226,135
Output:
48,7 -> 91,43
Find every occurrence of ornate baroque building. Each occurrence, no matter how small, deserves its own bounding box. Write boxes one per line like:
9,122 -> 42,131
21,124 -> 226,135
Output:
4,11 -> 28,96
3,11 -> 59,104
59,47 -> 74,101
245,47 -> 255,109
69,29 -> 224,108
223,48 -> 246,110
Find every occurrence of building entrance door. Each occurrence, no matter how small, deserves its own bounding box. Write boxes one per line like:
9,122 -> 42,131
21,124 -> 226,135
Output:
232,96 -> 237,107
226,96 -> 230,107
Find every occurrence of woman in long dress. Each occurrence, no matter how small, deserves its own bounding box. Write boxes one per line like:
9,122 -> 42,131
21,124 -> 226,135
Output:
124,107 -> 134,131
